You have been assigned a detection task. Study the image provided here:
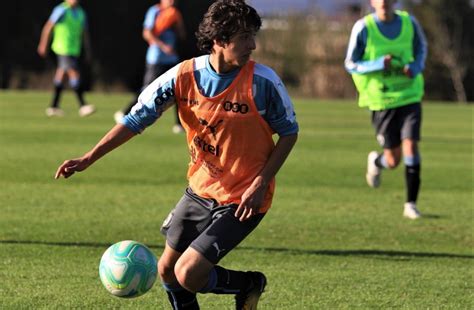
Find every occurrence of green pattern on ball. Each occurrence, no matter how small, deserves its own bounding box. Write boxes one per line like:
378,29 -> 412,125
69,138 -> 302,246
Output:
99,240 -> 158,298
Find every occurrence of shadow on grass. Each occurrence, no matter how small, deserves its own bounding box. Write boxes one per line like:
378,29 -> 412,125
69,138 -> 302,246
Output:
1,239 -> 472,260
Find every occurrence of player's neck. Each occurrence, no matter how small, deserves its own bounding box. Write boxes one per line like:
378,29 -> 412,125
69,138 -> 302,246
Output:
376,11 -> 395,23
209,54 -> 240,74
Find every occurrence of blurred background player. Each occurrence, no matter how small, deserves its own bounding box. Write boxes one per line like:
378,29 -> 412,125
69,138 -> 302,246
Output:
37,0 -> 95,117
55,0 -> 298,308
345,0 -> 427,219
114,0 -> 186,134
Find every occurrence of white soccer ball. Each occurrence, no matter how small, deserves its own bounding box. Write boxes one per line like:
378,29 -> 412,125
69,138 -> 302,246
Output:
99,240 -> 158,298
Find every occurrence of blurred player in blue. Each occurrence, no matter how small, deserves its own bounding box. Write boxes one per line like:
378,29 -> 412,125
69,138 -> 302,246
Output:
55,0 -> 298,308
38,0 -> 95,117
345,0 -> 427,219
114,0 -> 186,134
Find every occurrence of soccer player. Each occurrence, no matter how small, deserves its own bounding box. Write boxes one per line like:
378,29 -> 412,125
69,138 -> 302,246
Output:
55,0 -> 298,309
37,0 -> 95,117
345,0 -> 427,219
114,0 -> 186,134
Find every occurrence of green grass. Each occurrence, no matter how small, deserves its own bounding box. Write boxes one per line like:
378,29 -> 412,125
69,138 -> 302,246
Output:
0,91 -> 472,309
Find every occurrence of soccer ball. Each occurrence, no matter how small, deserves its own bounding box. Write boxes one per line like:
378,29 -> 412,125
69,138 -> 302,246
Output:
99,240 -> 158,298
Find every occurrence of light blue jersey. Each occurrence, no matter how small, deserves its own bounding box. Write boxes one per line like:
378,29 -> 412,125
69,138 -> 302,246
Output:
345,12 -> 427,76
123,55 -> 299,137
49,3 -> 87,28
143,5 -> 179,65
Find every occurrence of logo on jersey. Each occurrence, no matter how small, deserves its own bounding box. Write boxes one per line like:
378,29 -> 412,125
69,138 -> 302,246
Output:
223,100 -> 249,114
193,136 -> 220,157
155,88 -> 175,106
199,118 -> 223,140
180,97 -> 199,106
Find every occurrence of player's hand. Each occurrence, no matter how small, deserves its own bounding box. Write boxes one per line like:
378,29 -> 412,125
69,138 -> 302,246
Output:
403,65 -> 413,78
235,176 -> 267,222
54,157 -> 91,179
383,55 -> 392,70
161,43 -> 175,55
37,44 -> 48,58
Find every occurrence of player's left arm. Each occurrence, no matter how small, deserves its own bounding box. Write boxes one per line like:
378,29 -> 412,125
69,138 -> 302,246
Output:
403,16 -> 428,78
235,133 -> 298,221
235,70 -> 299,221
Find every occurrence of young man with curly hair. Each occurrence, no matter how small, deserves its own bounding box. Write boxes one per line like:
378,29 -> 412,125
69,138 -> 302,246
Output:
55,0 -> 298,308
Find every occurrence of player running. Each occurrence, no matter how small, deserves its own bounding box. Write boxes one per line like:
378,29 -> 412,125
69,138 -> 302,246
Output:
345,0 -> 427,219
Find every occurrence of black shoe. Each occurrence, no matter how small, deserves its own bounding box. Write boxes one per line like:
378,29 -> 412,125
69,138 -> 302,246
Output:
235,272 -> 267,310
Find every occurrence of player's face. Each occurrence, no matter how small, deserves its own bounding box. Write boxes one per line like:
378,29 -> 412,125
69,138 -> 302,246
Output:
161,0 -> 175,8
370,0 -> 397,21
67,0 -> 79,7
223,31 -> 257,67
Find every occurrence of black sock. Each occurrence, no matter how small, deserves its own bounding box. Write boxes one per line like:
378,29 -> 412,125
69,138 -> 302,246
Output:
163,283 -> 199,310
209,265 -> 252,295
374,153 -> 386,169
73,86 -> 85,106
405,164 -> 421,203
52,84 -> 63,108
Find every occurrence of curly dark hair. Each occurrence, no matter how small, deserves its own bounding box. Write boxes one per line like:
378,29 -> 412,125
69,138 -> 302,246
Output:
196,0 -> 262,53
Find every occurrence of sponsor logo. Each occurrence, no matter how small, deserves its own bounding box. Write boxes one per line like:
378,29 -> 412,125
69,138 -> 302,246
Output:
179,97 -> 199,106
155,88 -> 175,106
199,118 -> 223,139
193,136 -> 220,157
212,242 -> 226,257
223,100 -> 249,114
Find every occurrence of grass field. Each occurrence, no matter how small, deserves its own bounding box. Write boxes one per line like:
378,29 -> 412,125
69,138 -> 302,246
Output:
0,91 -> 472,309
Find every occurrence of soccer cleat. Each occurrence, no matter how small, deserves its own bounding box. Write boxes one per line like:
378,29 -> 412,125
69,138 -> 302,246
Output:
172,124 -> 184,134
114,110 -> 125,124
45,107 -> 64,117
403,202 -> 421,219
79,104 -> 96,117
235,272 -> 267,310
366,151 -> 381,188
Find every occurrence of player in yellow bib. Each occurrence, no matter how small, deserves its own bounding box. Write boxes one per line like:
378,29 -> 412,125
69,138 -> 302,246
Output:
345,0 -> 427,219
38,0 -> 95,117
54,1 -> 298,308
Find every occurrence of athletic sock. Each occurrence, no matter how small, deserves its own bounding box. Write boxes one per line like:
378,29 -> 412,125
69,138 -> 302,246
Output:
405,163 -> 421,203
163,283 -> 200,310
375,153 -> 388,169
200,265 -> 252,295
51,82 -> 63,108
70,79 -> 85,106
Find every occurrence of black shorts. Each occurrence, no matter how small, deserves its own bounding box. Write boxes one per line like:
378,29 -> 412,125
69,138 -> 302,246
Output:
161,187 -> 265,264
371,102 -> 422,148
57,55 -> 80,70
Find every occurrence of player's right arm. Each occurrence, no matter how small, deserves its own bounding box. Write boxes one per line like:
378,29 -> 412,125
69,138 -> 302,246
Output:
344,19 -> 389,74
37,21 -> 54,57
37,5 -> 65,57
55,124 -> 136,179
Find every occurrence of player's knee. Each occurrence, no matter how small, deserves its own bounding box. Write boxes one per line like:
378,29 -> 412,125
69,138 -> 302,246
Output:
69,78 -> 80,90
158,257 -> 176,282
385,156 -> 400,169
174,260 -> 199,292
